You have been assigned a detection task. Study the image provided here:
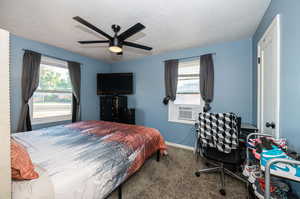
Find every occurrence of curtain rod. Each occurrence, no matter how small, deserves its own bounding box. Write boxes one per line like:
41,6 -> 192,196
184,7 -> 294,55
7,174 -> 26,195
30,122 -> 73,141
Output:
164,52 -> 216,62
22,49 -> 81,64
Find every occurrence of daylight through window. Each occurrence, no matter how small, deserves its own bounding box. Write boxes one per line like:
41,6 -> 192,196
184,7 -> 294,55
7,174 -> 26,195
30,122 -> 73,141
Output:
174,59 -> 201,105
31,56 -> 72,124
168,59 -> 202,124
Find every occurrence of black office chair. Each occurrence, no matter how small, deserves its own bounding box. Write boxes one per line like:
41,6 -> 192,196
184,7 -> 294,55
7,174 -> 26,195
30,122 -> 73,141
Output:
195,112 -> 248,196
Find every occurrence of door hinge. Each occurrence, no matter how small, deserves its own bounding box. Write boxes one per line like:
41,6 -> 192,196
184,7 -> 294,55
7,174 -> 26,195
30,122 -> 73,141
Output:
258,57 -> 261,64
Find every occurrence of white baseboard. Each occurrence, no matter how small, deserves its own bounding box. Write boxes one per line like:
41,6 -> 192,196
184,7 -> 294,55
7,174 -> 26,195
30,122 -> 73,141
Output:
165,141 -> 194,151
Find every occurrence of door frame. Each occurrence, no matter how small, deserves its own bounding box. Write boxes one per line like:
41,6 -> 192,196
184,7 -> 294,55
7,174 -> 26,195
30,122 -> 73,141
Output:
257,14 -> 281,138
0,28 -> 11,199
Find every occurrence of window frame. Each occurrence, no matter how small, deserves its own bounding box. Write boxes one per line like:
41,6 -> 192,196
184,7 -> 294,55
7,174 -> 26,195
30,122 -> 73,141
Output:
168,59 -> 203,124
29,56 -> 73,125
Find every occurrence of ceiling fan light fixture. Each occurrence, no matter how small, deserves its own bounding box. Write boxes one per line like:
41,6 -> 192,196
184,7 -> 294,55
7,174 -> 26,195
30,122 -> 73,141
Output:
108,45 -> 122,53
73,16 -> 152,54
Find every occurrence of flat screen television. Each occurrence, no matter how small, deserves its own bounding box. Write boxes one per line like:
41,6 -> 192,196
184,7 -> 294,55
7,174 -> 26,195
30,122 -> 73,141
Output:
97,73 -> 133,95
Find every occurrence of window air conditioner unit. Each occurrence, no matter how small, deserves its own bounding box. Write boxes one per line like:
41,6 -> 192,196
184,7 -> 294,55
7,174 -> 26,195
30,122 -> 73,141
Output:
178,106 -> 199,121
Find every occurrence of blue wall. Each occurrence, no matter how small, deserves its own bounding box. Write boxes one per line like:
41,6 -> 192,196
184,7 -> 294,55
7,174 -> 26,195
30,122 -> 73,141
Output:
252,0 -> 300,152
10,35 -> 111,132
111,39 -> 253,147
252,1 -> 300,194
10,35 -> 253,148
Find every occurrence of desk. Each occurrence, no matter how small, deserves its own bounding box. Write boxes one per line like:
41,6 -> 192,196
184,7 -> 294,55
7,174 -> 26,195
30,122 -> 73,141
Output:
241,123 -> 258,131
239,123 -> 258,162
240,123 -> 258,143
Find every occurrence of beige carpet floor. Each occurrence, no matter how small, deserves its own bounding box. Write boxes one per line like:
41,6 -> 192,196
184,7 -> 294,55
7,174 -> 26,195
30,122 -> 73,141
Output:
109,146 -> 247,199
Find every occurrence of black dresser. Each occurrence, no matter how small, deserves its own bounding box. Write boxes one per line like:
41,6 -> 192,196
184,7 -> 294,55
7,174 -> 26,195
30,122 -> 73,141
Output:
100,95 -> 135,124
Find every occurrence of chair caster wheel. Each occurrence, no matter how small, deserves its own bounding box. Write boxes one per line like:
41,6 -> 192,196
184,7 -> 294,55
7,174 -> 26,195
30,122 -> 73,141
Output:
219,189 -> 226,196
195,172 -> 201,177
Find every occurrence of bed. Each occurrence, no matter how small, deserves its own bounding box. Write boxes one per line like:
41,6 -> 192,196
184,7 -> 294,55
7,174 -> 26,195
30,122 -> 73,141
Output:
12,120 -> 166,199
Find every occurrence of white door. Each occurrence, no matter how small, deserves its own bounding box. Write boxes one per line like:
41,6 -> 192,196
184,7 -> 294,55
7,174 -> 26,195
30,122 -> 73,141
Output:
257,15 -> 280,138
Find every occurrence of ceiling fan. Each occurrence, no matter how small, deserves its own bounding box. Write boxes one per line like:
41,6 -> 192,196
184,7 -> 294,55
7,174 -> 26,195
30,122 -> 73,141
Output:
73,16 -> 152,55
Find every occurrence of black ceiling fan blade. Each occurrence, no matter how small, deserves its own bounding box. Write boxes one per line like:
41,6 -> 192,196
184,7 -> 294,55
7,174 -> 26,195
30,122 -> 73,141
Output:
116,52 -> 123,55
73,16 -> 112,40
118,23 -> 145,41
78,40 -> 109,44
123,41 -> 152,51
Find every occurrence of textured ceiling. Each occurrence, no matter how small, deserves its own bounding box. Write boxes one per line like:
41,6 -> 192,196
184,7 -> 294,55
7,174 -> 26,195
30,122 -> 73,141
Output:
0,0 -> 270,63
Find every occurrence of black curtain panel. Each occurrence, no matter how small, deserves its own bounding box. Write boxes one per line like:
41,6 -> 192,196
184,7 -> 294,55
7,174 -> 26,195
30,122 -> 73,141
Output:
163,59 -> 179,105
200,54 -> 214,112
17,50 -> 41,132
68,61 -> 81,122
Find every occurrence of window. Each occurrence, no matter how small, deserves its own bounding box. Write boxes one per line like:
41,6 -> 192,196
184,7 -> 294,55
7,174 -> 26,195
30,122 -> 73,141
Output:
168,59 -> 203,124
30,56 -> 72,125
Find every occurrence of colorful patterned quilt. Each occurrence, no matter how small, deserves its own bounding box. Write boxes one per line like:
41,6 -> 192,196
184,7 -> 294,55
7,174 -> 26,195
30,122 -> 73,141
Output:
12,120 -> 166,199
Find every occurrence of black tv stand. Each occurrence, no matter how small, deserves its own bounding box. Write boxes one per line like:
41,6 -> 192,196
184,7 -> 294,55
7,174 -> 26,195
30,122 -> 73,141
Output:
100,95 -> 135,124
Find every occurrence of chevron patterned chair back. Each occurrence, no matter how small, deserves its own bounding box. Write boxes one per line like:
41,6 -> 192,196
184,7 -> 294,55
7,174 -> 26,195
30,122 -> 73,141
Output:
198,112 -> 239,154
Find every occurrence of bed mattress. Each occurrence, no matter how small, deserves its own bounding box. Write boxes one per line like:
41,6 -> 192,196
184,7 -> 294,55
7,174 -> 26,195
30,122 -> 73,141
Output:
12,120 -> 166,199
12,165 -> 54,199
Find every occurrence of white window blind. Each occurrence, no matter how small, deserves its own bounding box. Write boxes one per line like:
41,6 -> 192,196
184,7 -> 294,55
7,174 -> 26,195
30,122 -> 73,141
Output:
175,59 -> 201,105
